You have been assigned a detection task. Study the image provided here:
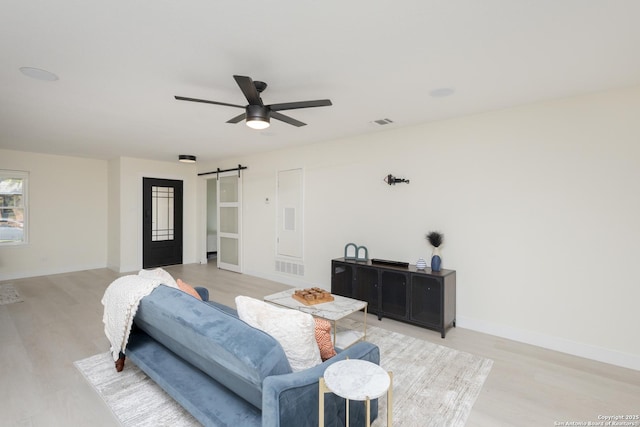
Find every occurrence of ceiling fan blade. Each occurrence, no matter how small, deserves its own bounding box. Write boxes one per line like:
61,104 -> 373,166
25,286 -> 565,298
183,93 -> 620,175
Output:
226,113 -> 246,124
271,111 -> 306,127
175,96 -> 244,109
268,99 -> 332,112
233,75 -> 263,106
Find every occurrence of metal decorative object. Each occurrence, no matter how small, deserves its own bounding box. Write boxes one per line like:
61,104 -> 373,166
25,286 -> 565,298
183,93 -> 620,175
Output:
344,243 -> 369,261
384,174 -> 410,185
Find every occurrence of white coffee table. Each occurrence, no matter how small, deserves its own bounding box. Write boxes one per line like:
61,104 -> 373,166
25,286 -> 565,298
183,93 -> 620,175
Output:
319,359 -> 393,427
263,289 -> 367,349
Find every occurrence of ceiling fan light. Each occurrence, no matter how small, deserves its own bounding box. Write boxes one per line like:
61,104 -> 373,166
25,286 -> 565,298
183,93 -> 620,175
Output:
246,105 -> 270,129
246,118 -> 270,129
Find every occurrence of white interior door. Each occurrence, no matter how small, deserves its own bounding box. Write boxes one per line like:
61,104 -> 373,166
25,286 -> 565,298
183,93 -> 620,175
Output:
217,172 -> 242,273
277,168 -> 303,259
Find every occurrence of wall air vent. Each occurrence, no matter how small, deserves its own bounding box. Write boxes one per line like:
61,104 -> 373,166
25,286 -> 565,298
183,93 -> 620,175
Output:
275,260 -> 305,276
373,118 -> 394,125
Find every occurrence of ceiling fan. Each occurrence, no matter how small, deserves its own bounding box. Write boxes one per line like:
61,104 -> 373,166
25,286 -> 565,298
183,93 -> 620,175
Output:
175,75 -> 332,129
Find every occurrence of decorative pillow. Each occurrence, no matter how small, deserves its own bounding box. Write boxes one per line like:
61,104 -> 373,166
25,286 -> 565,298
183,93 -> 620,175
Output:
138,268 -> 178,288
177,279 -> 202,300
314,318 -> 337,361
235,296 -> 322,372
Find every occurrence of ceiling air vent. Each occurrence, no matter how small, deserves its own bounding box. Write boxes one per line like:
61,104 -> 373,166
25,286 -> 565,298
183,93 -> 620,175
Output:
373,118 -> 394,125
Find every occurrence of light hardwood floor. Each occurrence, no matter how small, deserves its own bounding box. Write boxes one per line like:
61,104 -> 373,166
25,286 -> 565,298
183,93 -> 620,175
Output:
1,264 -> 639,426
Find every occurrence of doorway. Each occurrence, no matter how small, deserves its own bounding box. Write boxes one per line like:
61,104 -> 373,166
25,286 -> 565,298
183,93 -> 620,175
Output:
142,177 -> 183,268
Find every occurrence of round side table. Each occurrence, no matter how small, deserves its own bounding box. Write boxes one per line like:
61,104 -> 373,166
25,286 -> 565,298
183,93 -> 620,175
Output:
319,359 -> 393,427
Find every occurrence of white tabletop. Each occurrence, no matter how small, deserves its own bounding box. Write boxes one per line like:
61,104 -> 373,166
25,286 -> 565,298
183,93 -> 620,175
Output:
323,359 -> 390,401
263,289 -> 367,321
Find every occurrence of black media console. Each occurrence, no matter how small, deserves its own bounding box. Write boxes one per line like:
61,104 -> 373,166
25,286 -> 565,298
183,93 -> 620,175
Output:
331,258 -> 456,338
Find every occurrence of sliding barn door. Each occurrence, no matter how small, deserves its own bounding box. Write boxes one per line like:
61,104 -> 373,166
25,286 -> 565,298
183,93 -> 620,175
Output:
217,171 -> 242,273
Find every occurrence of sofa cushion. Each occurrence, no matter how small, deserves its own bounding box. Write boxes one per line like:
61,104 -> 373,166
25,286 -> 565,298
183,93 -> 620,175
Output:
127,332 -> 262,427
132,285 -> 292,409
206,299 -> 238,316
236,296 -> 322,372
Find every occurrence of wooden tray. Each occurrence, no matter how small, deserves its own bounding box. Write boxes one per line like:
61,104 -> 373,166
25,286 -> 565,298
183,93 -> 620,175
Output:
292,288 -> 335,306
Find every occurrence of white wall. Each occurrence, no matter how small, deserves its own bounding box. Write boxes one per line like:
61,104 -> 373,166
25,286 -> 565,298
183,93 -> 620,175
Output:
0,149 -> 108,280
115,157 -> 199,273
106,157 -> 121,271
198,85 -> 640,370
0,152 -> 199,278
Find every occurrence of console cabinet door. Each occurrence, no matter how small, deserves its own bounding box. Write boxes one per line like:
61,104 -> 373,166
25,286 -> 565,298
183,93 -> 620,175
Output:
410,275 -> 442,328
354,266 -> 379,313
380,271 -> 408,318
331,261 -> 353,297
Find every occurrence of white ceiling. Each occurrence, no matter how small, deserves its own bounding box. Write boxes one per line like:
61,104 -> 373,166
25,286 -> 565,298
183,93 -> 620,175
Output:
2,1 -> 640,163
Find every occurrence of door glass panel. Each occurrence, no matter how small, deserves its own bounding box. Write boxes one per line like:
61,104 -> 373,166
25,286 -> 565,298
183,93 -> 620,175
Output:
152,186 -> 174,241
219,206 -> 238,233
219,176 -> 238,203
220,237 -> 238,265
284,207 -> 296,231
217,172 -> 241,273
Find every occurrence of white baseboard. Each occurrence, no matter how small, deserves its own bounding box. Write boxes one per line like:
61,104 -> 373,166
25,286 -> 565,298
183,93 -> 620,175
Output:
457,316 -> 640,371
0,263 -> 107,281
243,268 -> 318,290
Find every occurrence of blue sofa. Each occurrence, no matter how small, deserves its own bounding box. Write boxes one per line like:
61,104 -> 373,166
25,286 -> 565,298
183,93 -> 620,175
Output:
126,285 -> 380,427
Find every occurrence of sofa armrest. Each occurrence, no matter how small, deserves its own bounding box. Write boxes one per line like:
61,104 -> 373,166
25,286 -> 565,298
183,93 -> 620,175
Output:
194,286 -> 209,301
262,341 -> 380,427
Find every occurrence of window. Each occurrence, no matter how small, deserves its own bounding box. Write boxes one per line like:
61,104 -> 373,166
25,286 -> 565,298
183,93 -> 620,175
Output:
0,170 -> 28,245
151,185 -> 175,241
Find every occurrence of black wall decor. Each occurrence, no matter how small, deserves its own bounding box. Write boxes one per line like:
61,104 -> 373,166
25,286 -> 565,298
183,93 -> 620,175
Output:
384,174 -> 410,185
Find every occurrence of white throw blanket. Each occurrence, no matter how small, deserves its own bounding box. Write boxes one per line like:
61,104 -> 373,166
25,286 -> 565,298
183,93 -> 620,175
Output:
101,269 -> 178,361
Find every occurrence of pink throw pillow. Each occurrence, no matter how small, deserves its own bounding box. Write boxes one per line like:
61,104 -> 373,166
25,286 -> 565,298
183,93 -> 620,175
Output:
314,318 -> 337,361
177,279 -> 202,300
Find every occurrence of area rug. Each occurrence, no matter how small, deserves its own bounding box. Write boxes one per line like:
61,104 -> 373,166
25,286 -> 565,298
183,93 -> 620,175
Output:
75,320 -> 492,427
344,319 -> 494,426
0,283 -> 23,305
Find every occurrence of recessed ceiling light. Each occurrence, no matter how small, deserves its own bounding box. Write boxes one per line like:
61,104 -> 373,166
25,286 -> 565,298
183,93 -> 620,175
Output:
19,67 -> 59,82
429,87 -> 455,98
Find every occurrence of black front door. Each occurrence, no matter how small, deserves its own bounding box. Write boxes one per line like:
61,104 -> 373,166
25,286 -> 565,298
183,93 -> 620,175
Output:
142,177 -> 183,268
